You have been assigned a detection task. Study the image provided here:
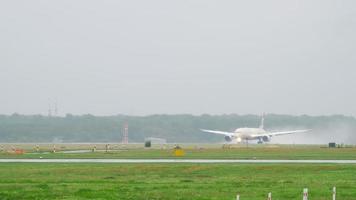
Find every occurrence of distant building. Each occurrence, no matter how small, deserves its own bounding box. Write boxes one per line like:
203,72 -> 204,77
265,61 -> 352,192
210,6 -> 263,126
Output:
144,137 -> 167,144
328,142 -> 336,148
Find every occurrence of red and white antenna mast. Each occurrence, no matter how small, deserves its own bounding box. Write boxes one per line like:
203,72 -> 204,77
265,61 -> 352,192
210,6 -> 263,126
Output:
122,122 -> 129,144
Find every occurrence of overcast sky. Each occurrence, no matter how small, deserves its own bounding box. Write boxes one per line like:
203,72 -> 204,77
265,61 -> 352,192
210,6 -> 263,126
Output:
1,0 -> 355,116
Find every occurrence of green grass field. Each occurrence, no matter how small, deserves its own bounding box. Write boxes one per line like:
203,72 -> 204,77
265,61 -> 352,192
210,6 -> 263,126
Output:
0,163 -> 355,200
1,145 -> 356,160
1,144 -> 356,199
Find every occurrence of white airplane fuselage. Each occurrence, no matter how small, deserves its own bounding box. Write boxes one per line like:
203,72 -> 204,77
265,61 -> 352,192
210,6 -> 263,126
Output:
233,128 -> 266,142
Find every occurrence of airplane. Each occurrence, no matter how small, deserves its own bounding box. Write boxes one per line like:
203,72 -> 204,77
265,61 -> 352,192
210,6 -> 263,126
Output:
200,115 -> 311,144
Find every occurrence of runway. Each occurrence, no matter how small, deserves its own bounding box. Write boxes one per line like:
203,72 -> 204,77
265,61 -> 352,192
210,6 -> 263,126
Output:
1,159 -> 356,164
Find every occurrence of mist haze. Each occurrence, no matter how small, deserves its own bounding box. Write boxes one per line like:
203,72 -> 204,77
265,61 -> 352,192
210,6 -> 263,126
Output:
273,124 -> 356,145
1,0 -> 356,116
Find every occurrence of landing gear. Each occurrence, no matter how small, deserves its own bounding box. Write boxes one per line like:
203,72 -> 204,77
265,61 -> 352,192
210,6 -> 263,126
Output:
222,143 -> 232,149
257,138 -> 263,144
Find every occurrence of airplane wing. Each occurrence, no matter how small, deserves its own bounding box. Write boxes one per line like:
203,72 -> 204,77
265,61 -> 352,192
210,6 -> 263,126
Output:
251,129 -> 311,138
200,129 -> 235,137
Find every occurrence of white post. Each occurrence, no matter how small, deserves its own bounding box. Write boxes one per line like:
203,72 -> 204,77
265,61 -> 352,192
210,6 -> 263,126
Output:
333,187 -> 336,200
303,188 -> 308,200
236,194 -> 240,200
267,192 -> 272,200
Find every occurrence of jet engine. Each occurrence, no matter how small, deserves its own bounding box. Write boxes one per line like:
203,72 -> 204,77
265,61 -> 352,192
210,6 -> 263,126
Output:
262,136 -> 271,142
224,136 -> 232,142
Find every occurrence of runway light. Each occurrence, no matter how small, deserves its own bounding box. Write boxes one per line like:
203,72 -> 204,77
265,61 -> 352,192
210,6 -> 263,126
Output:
333,187 -> 336,200
303,188 -> 308,200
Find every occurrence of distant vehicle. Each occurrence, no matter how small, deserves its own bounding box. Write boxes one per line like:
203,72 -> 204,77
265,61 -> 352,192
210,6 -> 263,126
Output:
200,115 -> 310,144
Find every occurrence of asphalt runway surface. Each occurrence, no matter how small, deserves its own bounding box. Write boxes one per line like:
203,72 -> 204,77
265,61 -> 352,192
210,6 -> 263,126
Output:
1,159 -> 356,164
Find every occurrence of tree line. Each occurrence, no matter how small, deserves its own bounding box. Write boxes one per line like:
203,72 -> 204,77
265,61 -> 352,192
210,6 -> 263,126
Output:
0,114 -> 355,143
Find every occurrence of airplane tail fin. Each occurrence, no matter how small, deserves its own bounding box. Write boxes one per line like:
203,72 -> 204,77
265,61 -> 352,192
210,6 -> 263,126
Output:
259,113 -> 265,129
